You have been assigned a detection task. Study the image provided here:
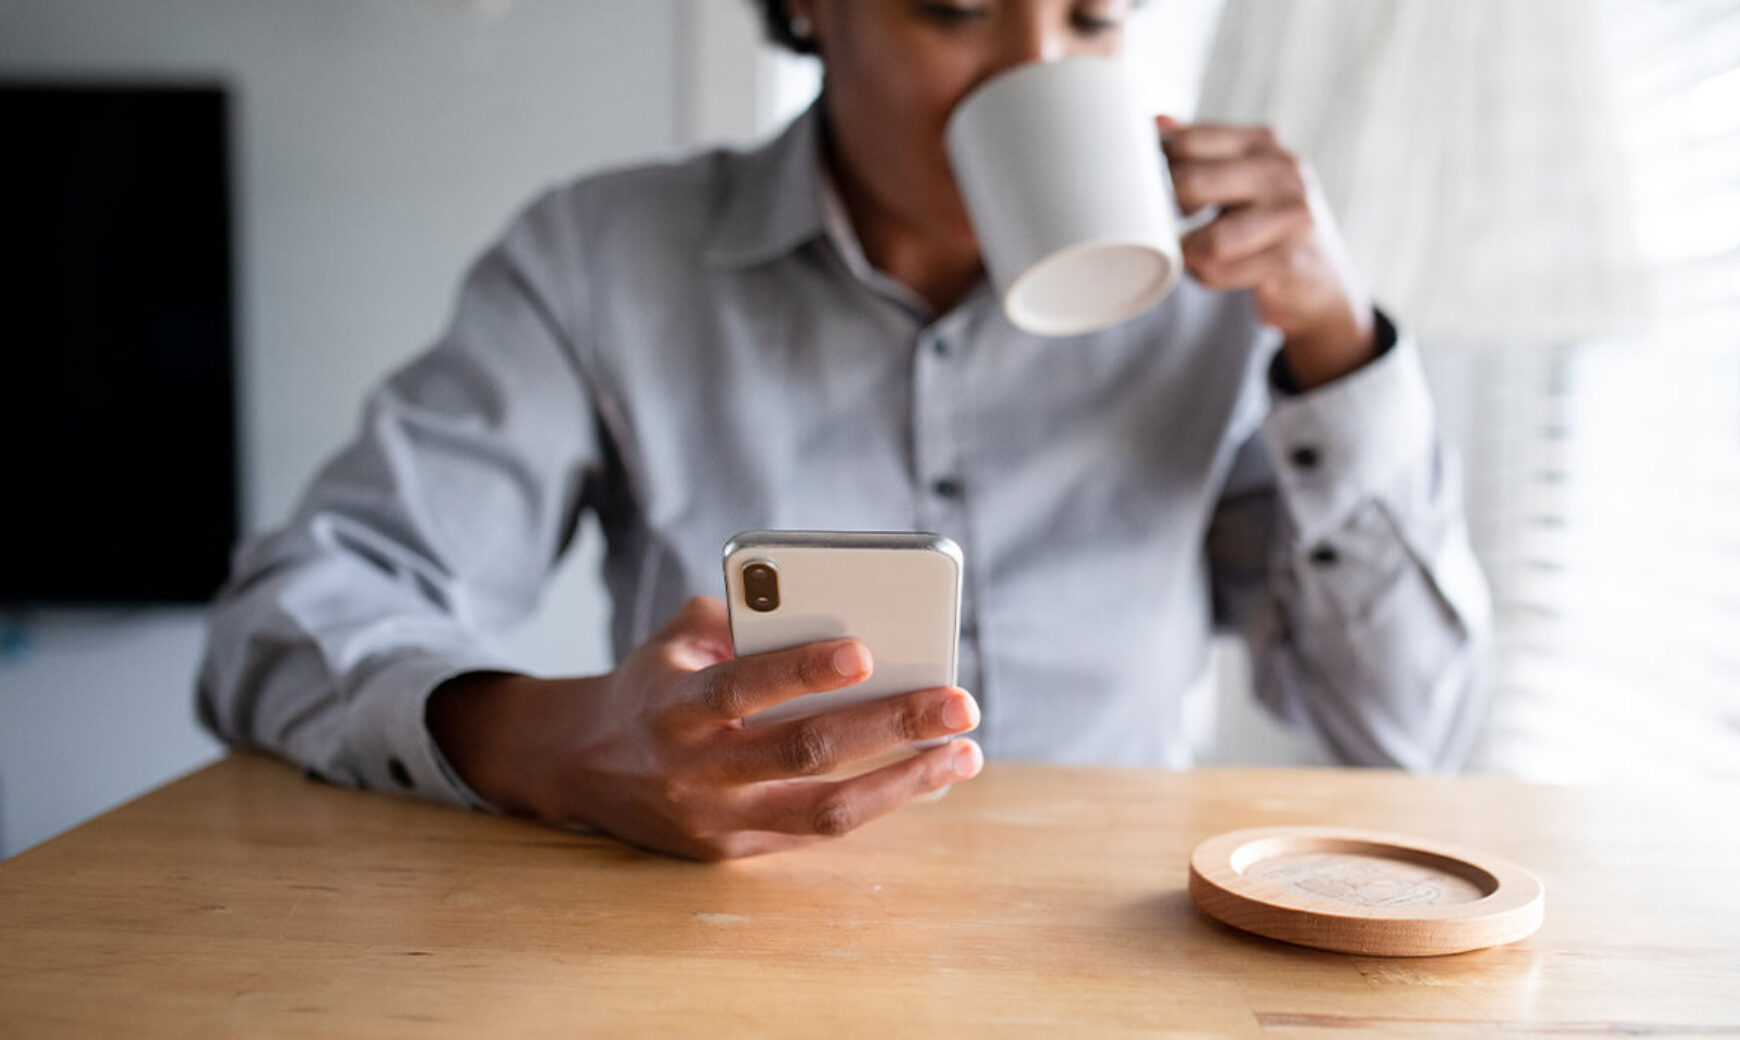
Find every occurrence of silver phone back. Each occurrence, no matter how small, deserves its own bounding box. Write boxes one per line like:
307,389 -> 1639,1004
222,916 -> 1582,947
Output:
722,530 -> 963,726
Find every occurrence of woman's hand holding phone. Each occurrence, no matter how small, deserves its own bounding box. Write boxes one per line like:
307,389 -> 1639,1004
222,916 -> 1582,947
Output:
427,596 -> 982,861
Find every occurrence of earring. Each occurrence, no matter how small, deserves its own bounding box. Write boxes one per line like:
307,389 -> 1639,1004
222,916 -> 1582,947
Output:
789,13 -> 813,40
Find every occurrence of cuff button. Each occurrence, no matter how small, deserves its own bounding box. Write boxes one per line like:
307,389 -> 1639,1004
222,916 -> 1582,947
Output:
1289,445 -> 1321,469
1309,544 -> 1340,567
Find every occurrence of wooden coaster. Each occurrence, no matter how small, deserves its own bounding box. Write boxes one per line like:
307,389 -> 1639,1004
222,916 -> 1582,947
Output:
1188,825 -> 1544,957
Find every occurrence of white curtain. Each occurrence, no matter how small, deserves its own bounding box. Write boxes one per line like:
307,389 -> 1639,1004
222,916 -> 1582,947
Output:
1196,0 -> 1647,346
1194,0 -> 1740,781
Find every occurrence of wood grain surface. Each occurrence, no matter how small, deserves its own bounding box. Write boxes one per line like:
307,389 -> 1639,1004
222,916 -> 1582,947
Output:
2,754 -> 1737,1038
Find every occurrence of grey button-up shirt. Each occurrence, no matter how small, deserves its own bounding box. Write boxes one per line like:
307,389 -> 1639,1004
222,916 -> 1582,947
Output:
199,105 -> 1491,806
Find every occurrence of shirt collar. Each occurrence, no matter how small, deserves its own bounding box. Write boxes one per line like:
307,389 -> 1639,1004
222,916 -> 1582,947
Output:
702,101 -> 831,268
816,156 -> 937,318
814,148 -> 875,282
700,99 -> 943,320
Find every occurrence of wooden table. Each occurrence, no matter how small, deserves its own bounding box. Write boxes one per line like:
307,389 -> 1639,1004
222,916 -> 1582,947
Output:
2,755 -> 1737,1038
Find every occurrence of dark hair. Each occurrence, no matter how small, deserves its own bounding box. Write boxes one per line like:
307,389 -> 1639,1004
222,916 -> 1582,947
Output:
753,0 -> 820,56
752,1 -> 1153,57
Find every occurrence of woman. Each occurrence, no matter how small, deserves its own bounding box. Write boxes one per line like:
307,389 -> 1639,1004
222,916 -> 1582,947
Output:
200,0 -> 1489,860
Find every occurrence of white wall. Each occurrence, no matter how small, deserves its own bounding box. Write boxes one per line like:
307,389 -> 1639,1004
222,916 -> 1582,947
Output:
0,0 -> 690,857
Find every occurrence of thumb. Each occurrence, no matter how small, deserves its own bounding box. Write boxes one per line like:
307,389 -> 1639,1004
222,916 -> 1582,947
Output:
1154,113 -> 1184,136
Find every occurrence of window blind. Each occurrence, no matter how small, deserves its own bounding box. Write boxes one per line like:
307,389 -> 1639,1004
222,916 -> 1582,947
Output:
1474,0 -> 1740,782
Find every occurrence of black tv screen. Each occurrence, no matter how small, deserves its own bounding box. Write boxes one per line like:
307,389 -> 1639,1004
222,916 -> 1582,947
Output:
0,84 -> 238,605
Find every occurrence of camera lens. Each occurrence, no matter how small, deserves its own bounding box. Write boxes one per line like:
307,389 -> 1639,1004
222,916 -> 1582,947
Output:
743,561 -> 780,613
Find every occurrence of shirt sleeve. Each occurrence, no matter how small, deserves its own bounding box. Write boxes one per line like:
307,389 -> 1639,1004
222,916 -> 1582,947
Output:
196,191 -> 602,806
1207,311 -> 1493,771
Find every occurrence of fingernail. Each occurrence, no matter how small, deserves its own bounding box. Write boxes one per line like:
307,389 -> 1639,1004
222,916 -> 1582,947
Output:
833,642 -> 870,677
942,692 -> 980,732
952,740 -> 983,779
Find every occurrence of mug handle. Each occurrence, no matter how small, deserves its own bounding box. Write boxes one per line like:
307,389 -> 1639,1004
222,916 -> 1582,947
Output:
1155,145 -> 1221,236
1178,202 -> 1221,236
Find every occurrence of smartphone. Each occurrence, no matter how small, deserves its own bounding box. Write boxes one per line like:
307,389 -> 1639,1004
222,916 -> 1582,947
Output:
722,530 -> 963,737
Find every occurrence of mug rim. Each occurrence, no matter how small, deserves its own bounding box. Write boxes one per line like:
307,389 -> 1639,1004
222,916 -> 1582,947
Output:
944,53 -> 1134,145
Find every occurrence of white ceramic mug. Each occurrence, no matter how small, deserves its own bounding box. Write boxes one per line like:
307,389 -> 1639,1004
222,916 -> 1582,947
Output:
945,56 -> 1183,337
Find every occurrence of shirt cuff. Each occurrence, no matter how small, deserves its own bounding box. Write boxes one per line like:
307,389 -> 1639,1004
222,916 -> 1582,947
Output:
1259,311 -> 1436,543
339,649 -> 515,812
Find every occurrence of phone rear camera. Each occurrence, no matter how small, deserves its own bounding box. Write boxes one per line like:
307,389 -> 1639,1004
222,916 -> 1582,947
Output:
743,561 -> 780,613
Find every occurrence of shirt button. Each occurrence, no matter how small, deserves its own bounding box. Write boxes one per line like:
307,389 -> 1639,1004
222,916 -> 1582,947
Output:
960,622 -> 978,644
931,477 -> 962,500
932,337 -> 952,358
387,757 -> 414,789
1309,544 -> 1339,567
1289,445 -> 1321,469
